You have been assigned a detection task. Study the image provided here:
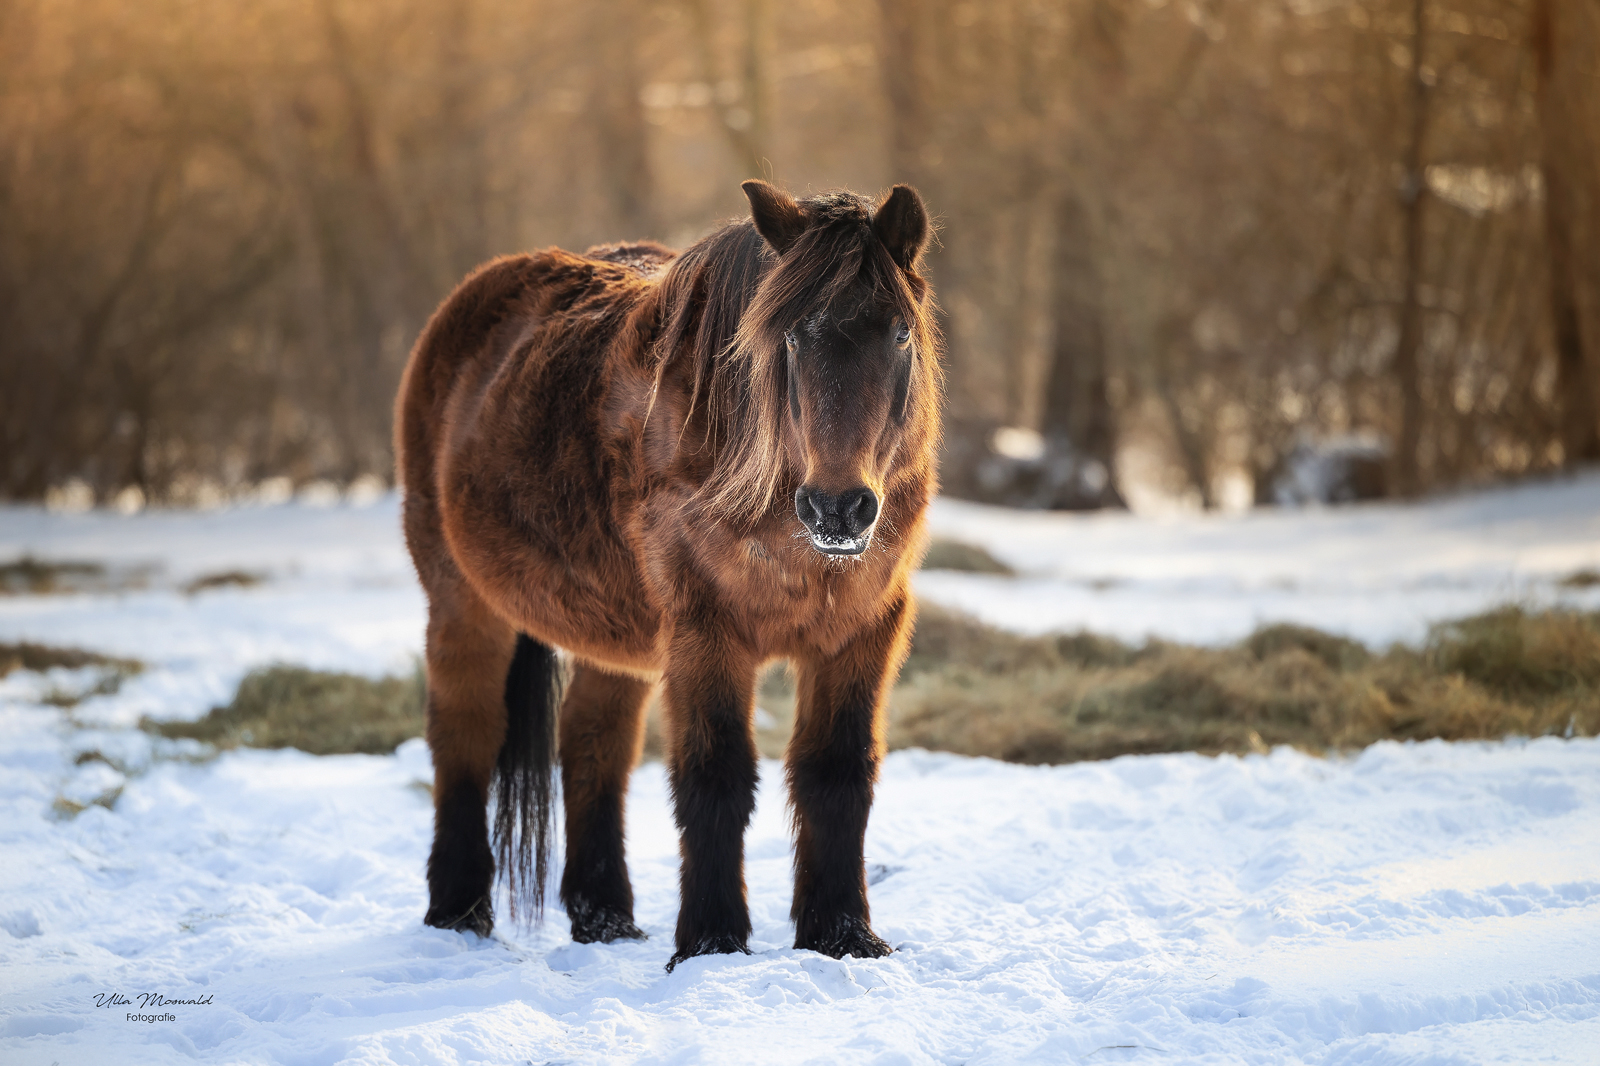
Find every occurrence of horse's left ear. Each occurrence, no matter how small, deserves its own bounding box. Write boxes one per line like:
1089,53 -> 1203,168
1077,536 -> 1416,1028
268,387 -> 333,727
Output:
873,184 -> 929,272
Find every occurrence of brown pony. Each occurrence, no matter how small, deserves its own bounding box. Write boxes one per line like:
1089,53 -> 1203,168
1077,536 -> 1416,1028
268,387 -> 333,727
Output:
395,180 -> 940,970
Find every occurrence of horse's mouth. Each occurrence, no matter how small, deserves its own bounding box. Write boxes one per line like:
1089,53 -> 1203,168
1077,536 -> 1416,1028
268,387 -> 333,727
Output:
809,532 -> 871,556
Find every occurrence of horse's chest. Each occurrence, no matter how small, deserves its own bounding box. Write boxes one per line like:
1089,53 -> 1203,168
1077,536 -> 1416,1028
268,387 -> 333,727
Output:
639,513 -> 887,653
736,538 -> 809,595
720,537 -> 883,640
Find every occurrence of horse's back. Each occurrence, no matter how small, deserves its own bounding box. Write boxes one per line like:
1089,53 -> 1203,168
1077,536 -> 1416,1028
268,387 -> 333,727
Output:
400,254 -> 564,468
398,247 -> 654,503
583,240 -> 675,278
397,248 -> 665,674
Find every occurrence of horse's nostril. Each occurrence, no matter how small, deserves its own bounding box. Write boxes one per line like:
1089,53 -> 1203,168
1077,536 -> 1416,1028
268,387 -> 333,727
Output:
846,489 -> 879,532
794,486 -> 821,526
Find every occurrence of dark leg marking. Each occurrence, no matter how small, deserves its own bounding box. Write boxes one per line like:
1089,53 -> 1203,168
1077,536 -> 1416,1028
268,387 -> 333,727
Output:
787,597 -> 909,959
665,652 -> 759,971
425,776 -> 496,937
564,787 -> 646,943
559,665 -> 651,944
788,712 -> 892,960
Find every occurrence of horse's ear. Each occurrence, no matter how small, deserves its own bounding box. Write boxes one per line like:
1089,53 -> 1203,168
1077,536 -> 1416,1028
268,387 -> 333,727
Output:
873,184 -> 929,272
741,180 -> 806,255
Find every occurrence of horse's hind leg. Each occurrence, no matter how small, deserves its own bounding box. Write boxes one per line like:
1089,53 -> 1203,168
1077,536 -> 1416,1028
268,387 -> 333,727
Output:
558,663 -> 651,943
422,586 -> 516,937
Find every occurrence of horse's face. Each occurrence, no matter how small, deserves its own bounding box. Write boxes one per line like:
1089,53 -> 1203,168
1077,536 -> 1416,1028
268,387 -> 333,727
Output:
782,299 -> 911,555
743,181 -> 932,557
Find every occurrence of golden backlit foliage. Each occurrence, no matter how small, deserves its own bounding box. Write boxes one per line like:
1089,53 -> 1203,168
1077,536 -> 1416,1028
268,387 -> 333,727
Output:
1,0 -> 1596,506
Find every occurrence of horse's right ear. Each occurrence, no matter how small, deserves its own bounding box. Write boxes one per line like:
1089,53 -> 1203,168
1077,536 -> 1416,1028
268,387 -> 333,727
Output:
742,180 -> 806,255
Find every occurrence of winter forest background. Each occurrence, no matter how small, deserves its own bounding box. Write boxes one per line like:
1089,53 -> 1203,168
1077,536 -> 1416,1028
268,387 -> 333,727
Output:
2,0 -> 1598,512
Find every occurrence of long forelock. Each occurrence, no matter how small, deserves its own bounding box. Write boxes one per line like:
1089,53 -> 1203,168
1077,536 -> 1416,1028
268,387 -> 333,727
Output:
663,193 -> 940,526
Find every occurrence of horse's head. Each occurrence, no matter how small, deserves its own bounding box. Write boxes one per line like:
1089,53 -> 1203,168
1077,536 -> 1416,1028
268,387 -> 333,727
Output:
739,181 -> 935,556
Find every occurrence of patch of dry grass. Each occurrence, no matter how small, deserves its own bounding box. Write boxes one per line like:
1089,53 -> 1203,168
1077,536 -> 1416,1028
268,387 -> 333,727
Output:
0,641 -> 141,678
136,605 -> 1600,766
888,604 -> 1600,763
1558,567 -> 1600,589
0,556 -> 155,596
183,570 -> 266,595
149,664 -> 425,755
1,642 -> 144,706
919,538 -> 1015,575
0,556 -> 107,595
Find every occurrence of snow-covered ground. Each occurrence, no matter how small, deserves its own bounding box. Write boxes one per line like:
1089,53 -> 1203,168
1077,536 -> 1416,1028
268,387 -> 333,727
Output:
6,730 -> 1599,1065
3,475 -> 1600,1064
920,471 -> 1600,645
3,472 -> 1599,683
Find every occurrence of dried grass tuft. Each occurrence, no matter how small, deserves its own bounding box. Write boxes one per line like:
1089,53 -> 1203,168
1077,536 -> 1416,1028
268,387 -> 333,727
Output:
140,605 -> 1600,766
0,556 -> 106,595
0,641 -> 141,678
150,663 -> 426,755
919,538 -> 1015,575
888,604 -> 1600,763
183,570 -> 266,595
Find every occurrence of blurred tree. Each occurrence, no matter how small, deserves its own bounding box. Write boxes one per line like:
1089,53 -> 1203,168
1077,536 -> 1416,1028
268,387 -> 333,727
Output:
1,0 -> 1591,508
593,0 -> 656,238
685,0 -> 770,178
1534,0 -> 1600,464
1391,0 -> 1432,497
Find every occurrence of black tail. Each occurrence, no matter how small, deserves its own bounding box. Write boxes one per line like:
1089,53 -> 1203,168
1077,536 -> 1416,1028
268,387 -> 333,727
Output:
495,634 -> 563,923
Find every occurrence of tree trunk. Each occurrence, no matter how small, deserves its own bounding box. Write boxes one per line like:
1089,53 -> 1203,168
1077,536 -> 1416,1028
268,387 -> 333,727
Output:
1391,0 -> 1430,497
685,0 -> 769,179
877,0 -> 928,189
1037,189 -> 1123,509
1534,0 -> 1600,463
594,0 -> 655,239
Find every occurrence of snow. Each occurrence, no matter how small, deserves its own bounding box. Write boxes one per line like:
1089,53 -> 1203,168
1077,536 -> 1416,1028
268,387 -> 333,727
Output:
2,476 -> 1600,1064
919,471 -> 1600,645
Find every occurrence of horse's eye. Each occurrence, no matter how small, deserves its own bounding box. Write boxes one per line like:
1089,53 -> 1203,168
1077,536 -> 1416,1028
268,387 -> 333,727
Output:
785,330 -> 798,352
895,323 -> 912,348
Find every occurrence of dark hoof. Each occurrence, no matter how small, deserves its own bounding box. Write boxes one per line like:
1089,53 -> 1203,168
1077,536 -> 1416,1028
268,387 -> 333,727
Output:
797,918 -> 892,960
665,933 -> 751,972
424,898 -> 494,938
568,901 -> 648,944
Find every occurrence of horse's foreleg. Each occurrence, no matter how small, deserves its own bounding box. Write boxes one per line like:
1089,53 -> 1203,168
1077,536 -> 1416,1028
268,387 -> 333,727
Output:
422,592 -> 515,937
662,617 -> 759,971
787,592 -> 911,959
559,663 -> 651,943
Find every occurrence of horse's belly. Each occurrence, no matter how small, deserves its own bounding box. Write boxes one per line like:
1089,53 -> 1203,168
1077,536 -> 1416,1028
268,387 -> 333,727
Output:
449,500 -> 664,676
438,440 -> 663,677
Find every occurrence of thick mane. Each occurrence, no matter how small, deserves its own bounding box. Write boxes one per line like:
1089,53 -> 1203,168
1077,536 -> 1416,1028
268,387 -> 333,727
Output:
650,191 -> 941,525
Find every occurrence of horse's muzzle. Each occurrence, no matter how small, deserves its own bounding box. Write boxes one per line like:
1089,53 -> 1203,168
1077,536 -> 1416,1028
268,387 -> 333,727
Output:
795,485 -> 878,555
